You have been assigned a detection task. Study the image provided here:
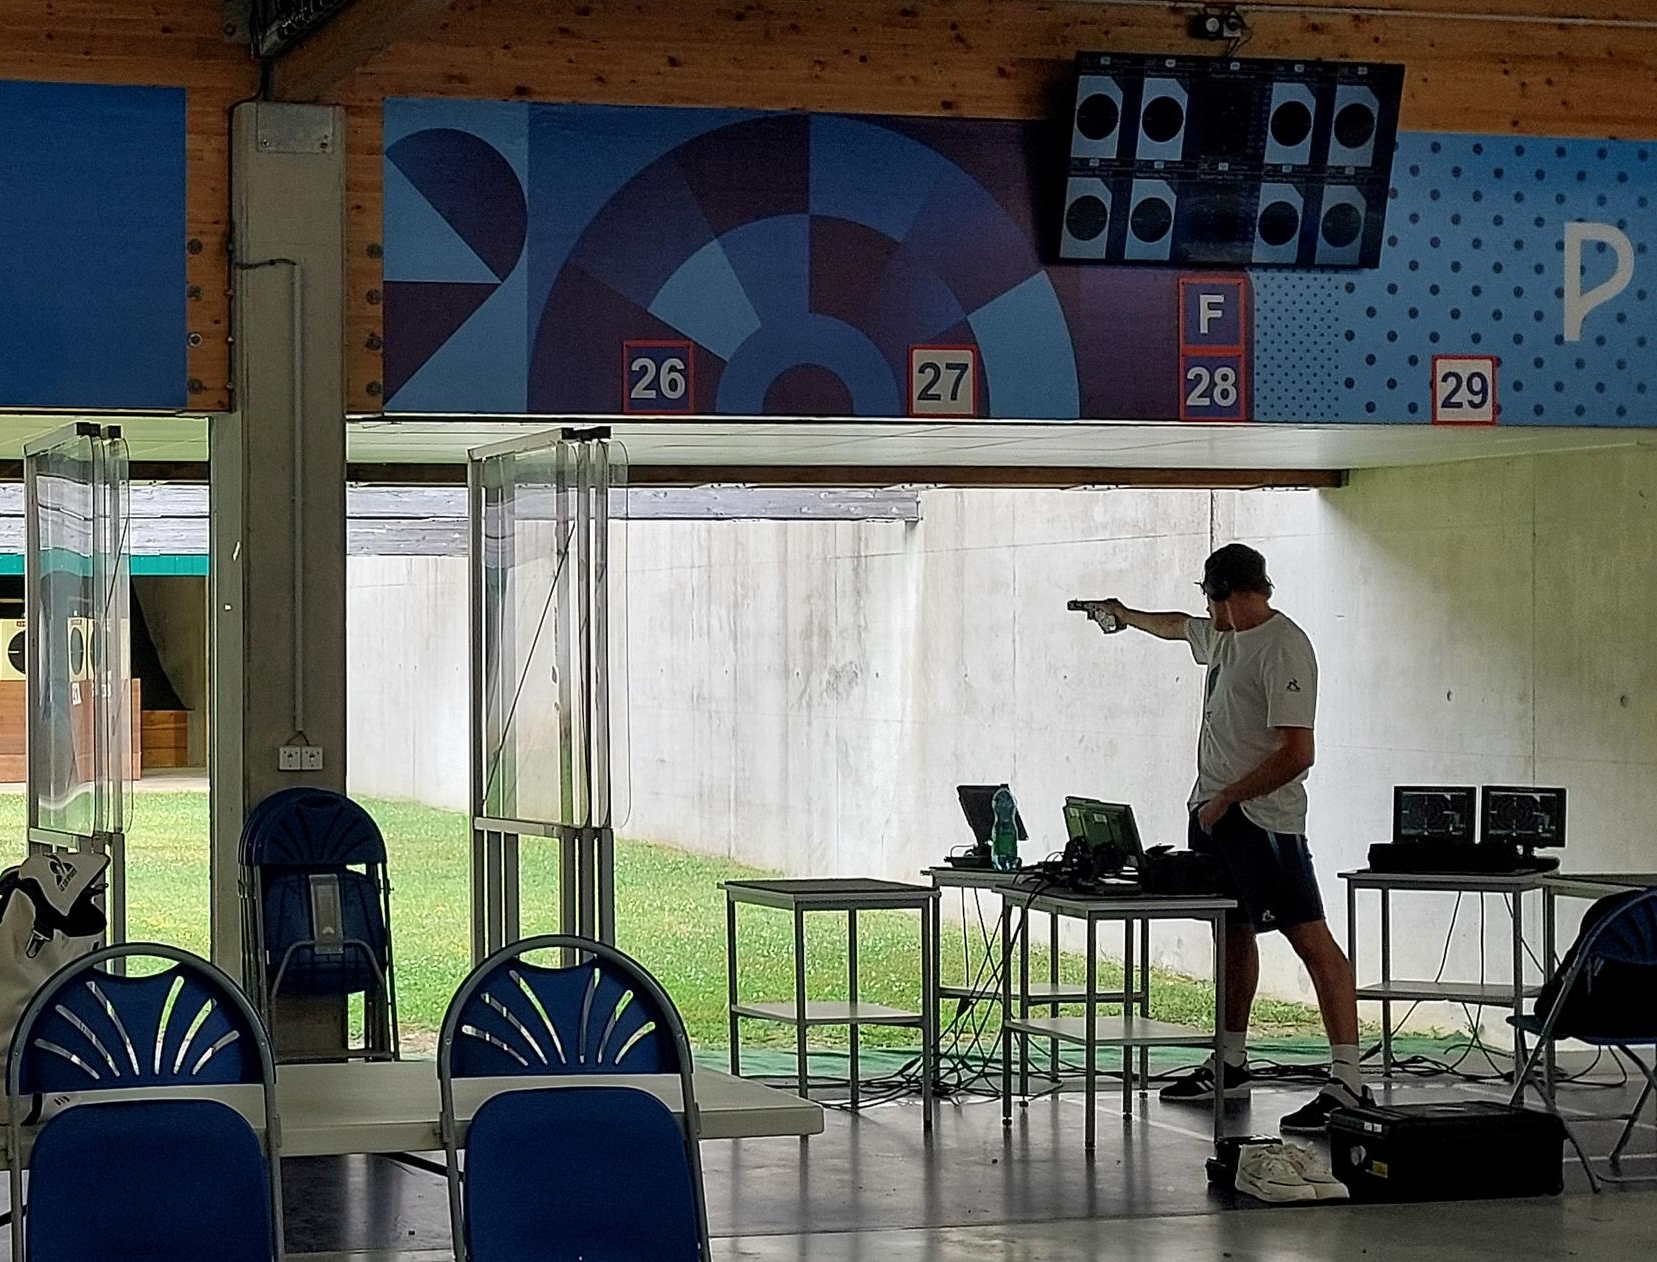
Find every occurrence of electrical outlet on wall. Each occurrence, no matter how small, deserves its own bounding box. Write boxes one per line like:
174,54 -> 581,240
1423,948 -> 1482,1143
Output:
279,745 -> 324,772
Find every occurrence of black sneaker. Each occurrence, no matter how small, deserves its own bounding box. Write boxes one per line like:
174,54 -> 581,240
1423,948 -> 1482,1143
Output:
1279,1079 -> 1374,1135
1159,1060 -> 1253,1104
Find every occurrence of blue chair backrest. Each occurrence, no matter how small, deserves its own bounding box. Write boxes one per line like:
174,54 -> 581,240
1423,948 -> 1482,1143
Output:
1581,888 -> 1657,968
242,787 -> 387,868
262,869 -> 389,994
465,1086 -> 700,1262
26,1099 -> 274,1262
445,945 -> 682,1078
9,950 -> 266,1095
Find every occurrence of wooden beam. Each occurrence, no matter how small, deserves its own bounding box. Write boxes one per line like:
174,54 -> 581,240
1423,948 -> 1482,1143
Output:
271,0 -> 457,102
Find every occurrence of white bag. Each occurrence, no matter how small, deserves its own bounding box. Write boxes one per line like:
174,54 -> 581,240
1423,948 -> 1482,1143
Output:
0,849 -> 110,1069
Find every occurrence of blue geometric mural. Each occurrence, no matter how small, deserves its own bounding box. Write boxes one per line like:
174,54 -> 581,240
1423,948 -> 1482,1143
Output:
385,98 -> 1657,427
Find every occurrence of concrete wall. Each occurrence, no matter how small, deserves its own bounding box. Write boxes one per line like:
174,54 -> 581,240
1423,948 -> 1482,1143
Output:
345,445 -> 1657,1014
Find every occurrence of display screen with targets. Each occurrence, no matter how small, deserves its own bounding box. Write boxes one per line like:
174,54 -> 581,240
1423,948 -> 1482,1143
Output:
1480,787 -> 1567,850
1062,53 -> 1404,268
1392,786 -> 1477,846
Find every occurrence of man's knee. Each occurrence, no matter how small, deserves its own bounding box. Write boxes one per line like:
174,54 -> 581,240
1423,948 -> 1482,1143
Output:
1283,918 -> 1344,963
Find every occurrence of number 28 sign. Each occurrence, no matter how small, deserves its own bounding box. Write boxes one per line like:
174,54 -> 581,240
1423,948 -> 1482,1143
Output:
1432,356 -> 1497,425
1178,277 -> 1249,421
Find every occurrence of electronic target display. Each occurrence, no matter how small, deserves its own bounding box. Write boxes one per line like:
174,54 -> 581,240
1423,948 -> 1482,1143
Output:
1392,786 -> 1478,846
1480,787 -> 1567,850
1062,53 -> 1404,268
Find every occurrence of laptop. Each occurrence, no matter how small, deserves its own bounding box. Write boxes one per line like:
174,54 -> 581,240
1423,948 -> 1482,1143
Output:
1063,797 -> 1145,872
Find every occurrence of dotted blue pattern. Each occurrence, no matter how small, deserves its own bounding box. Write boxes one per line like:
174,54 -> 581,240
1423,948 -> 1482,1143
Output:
1255,133 -> 1657,425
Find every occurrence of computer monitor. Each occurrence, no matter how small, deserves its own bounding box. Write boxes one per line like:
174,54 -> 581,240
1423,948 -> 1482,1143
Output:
957,784 -> 1029,847
1063,797 -> 1145,870
1392,786 -> 1477,846
1481,786 -> 1567,850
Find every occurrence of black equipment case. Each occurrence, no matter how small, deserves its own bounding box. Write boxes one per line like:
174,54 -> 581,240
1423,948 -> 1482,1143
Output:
1330,1101 -> 1564,1202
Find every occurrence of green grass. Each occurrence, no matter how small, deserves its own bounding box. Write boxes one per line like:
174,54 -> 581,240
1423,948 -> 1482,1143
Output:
0,792 -> 1329,1052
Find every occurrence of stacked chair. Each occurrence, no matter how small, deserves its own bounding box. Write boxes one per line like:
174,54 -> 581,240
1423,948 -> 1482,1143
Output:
239,787 -> 399,1061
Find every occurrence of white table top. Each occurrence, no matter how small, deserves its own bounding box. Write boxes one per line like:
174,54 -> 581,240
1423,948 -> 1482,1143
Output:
1340,868 -> 1552,891
5,1057 -> 823,1164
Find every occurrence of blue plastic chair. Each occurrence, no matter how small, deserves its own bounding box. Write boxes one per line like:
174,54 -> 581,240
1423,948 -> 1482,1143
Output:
1509,886 -> 1657,1191
5,943 -> 284,1261
438,935 -> 709,1262
239,787 -> 399,1060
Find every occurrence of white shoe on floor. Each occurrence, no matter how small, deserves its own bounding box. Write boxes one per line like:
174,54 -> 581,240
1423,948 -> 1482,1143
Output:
1234,1144 -> 1319,1204
1277,1143 -> 1350,1201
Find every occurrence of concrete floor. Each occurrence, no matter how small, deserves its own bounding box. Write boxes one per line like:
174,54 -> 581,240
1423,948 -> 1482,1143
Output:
264,1071 -> 1657,1262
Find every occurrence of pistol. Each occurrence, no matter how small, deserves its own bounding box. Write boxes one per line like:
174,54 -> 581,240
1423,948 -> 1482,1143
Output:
1067,599 -> 1124,633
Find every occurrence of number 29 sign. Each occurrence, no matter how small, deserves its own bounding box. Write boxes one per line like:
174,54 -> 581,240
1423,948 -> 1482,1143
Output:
1432,356 -> 1497,425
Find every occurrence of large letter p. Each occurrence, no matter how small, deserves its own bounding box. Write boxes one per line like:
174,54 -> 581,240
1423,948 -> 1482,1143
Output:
1564,222 -> 1635,343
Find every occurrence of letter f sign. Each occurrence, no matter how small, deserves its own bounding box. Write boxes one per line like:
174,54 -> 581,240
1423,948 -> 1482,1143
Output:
1200,292 -> 1225,335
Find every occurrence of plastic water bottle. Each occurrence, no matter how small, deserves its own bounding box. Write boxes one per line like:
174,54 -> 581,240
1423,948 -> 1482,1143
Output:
991,786 -> 1021,872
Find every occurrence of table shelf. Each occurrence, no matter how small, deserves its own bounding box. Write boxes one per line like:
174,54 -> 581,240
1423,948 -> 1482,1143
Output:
1357,980 -> 1542,1004
1006,1014 -> 1214,1049
732,1000 -> 924,1028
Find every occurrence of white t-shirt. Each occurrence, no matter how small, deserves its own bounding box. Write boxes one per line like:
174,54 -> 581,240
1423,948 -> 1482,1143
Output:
1184,611 -> 1318,834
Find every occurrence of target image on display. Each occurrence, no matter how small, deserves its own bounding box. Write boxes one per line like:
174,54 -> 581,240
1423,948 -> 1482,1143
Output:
1392,786 -> 1478,846
1480,787 -> 1567,850
1062,53 -> 1404,268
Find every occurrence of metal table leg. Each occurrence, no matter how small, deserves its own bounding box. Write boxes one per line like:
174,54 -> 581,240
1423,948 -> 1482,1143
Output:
1139,917 -> 1151,1090
1122,916 -> 1134,1117
848,909 -> 860,1111
1543,886 -> 1557,1098
1085,914 -> 1098,1153
1213,910 -> 1227,1143
794,906 -> 809,1101
1002,896 -> 1014,1127
921,896 -> 935,1132
1019,906 -> 1031,1099
727,895 -> 741,1078
1381,887 -> 1394,1077
1511,889 -> 1526,1084
1049,911 -> 1061,1085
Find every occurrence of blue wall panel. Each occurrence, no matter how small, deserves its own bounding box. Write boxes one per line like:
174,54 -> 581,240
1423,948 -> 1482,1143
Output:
0,81 -> 187,412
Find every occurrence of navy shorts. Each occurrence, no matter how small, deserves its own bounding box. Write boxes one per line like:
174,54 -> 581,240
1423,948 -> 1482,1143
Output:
1188,804 -> 1325,933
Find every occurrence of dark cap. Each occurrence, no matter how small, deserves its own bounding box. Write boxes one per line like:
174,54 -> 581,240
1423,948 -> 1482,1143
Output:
1200,543 -> 1272,600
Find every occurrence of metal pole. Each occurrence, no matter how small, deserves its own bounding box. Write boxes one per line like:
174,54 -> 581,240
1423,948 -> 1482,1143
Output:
1018,901 -> 1031,1098
1511,886 -> 1526,1083
1085,914 -> 1098,1152
794,906 -> 809,1101
1381,886 -> 1394,1076
920,897 -> 934,1132
1001,899 -> 1014,1127
1212,910 -> 1227,1143
1122,916 -> 1134,1116
1049,910 -> 1061,1084
848,909 -> 860,1112
727,894 -> 741,1077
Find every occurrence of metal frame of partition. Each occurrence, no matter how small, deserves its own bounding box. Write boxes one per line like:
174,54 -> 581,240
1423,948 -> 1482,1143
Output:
22,421 -> 132,948
468,427 -> 622,963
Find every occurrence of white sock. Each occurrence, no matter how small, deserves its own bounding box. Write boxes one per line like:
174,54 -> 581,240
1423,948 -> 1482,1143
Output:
1221,1029 -> 1249,1069
1330,1044 -> 1362,1093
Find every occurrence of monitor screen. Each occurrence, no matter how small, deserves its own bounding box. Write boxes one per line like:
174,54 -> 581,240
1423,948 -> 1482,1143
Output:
1481,787 -> 1567,849
957,784 -> 1029,845
1063,797 -> 1144,867
1392,786 -> 1477,846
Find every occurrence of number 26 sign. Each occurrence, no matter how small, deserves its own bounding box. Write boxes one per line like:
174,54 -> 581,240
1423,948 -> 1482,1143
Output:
623,340 -> 694,415
1432,356 -> 1497,425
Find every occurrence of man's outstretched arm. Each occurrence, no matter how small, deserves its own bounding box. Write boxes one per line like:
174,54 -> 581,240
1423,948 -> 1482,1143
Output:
1100,600 -> 1197,641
